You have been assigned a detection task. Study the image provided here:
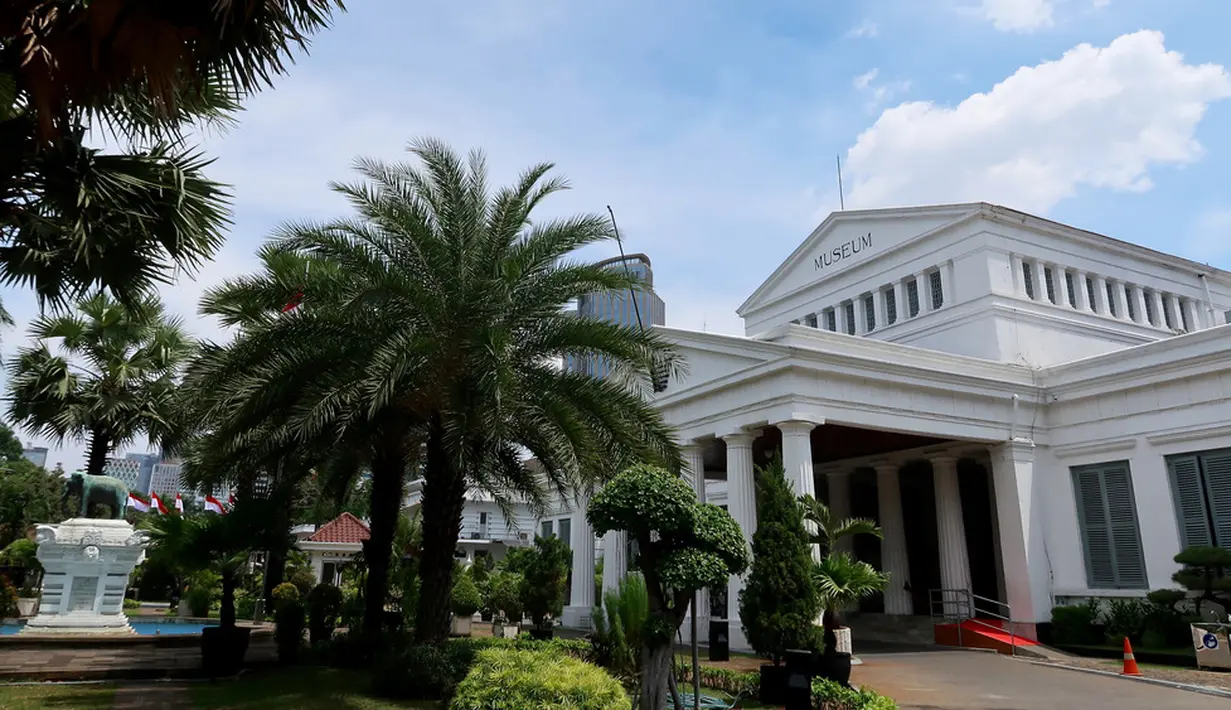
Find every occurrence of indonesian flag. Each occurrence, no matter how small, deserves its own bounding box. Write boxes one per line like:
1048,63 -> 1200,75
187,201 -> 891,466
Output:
127,492 -> 150,513
227,493 -> 236,510
203,495 -> 224,514
174,493 -> 184,514
150,492 -> 170,515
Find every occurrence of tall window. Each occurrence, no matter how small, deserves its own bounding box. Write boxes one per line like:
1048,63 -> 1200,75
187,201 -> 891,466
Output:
1022,261 -> 1035,299
1065,272 -> 1077,308
824,308 -> 837,332
804,313 -> 818,328
863,293 -> 876,332
1072,462 -> 1147,589
884,287 -> 898,325
1106,282 -> 1118,317
558,518 -> 572,548
1044,266 -> 1056,304
540,520 -> 554,539
843,301 -> 856,335
1086,276 -> 1097,313
906,279 -> 920,317
1167,449 -> 1231,550
929,270 -> 943,310
1162,295 -> 1174,329
1143,290 -> 1156,325
1124,285 -> 1137,322
1180,300 -> 1190,331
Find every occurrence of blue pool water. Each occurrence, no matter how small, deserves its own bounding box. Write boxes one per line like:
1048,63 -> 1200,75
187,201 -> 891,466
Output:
0,619 -> 218,636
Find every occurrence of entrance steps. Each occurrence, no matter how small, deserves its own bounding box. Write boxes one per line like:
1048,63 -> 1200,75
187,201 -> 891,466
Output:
844,612 -> 939,646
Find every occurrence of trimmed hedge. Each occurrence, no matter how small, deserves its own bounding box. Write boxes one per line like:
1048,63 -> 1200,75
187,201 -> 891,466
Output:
674,667 -> 897,709
449,647 -> 630,710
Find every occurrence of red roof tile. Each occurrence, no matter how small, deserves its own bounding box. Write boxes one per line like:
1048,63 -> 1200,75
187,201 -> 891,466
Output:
307,512 -> 370,544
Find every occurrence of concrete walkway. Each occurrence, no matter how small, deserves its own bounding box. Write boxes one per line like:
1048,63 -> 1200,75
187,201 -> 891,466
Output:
851,650 -> 1228,709
111,684 -> 191,709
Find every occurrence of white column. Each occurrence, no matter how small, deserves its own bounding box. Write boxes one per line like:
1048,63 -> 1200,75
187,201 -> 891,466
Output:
569,501 -> 596,628
1055,267 -> 1071,308
853,295 -> 868,334
989,441 -> 1047,640
1186,298 -> 1207,331
1110,280 -> 1129,320
891,280 -> 906,324
1031,260 -> 1048,303
871,289 -> 885,330
1093,275 -> 1110,315
826,470 -> 853,555
938,260 -> 953,308
1130,285 -> 1148,324
1010,254 -> 1025,296
1168,296 -> 1185,332
1073,270 -> 1091,311
1150,290 -> 1166,328
723,432 -> 756,633
913,270 -> 930,312
601,529 -> 626,596
683,442 -> 709,627
777,420 -> 818,561
929,455 -> 972,596
873,463 -> 913,615
836,301 -> 850,335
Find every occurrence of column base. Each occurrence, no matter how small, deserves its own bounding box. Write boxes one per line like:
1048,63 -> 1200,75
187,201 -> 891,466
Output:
561,605 -> 593,631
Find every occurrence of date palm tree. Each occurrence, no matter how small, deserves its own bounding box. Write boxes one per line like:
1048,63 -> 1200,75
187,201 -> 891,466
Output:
186,137 -> 683,643
799,494 -> 883,558
5,292 -> 194,477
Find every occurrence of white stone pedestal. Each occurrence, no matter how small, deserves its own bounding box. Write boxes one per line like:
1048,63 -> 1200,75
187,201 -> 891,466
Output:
20,518 -> 147,636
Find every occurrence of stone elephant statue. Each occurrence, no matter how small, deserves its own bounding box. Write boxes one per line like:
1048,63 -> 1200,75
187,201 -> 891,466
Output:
62,472 -> 129,519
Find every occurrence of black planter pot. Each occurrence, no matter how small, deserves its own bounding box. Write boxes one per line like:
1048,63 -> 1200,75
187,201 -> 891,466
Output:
200,626 -> 252,678
817,652 -> 852,687
528,626 -> 553,641
759,663 -> 790,705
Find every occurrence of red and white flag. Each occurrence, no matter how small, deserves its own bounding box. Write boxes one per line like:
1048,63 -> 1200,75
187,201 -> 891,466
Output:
203,495 -> 224,514
150,492 -> 169,515
174,493 -> 184,514
127,492 -> 150,513
227,493 -> 236,510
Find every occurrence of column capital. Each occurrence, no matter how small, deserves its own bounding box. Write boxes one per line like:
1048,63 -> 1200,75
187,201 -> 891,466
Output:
773,419 -> 818,436
680,442 -> 704,454
721,432 -> 756,447
925,452 -> 959,468
869,459 -> 901,475
992,439 -> 1036,463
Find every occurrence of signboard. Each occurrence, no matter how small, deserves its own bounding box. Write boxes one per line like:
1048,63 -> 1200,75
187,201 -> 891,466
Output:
1192,624 -> 1231,670
813,233 -> 873,272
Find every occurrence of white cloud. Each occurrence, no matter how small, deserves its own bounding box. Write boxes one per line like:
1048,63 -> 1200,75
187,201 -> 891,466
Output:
846,20 -> 879,38
853,69 -> 879,90
979,0 -> 1054,32
843,31 -> 1231,214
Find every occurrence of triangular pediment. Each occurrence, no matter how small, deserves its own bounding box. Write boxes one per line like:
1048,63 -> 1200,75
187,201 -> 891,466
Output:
738,204 -> 982,316
657,329 -> 779,391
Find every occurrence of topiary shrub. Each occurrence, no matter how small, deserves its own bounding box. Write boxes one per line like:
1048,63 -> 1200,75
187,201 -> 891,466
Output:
272,581 -> 300,610
489,571 -> 523,624
275,599 -> 306,663
449,647 -> 629,710
520,535 -> 571,634
307,583 -> 344,646
1049,604 -> 1101,646
289,569 -> 316,598
451,572 -> 482,618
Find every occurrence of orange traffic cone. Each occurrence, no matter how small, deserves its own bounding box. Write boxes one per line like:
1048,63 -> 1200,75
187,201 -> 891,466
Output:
1121,637 -> 1141,676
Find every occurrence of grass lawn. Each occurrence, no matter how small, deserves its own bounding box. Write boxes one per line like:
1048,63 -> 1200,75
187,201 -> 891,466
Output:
0,682 -> 116,710
190,668 -> 433,709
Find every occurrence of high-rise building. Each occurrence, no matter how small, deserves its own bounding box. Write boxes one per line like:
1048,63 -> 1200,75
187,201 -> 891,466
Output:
125,452 -> 162,494
21,447 -> 48,468
149,461 -> 187,498
103,457 -> 142,491
565,253 -> 665,378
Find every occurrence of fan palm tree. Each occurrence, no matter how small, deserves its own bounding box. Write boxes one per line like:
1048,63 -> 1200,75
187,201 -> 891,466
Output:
799,494 -> 883,558
185,137 -> 684,643
812,552 -> 890,631
5,292 -> 194,477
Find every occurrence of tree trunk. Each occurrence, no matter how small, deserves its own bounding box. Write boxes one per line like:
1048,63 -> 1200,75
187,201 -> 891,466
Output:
220,571 -> 236,630
85,429 -> 110,477
414,420 -> 466,644
640,642 -> 676,710
363,435 -> 409,641
262,546 -> 287,612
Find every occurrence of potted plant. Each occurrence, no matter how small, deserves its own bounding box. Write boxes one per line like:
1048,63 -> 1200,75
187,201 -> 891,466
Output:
0,539 -> 42,616
521,535 -> 571,641
450,570 -> 482,636
812,551 -> 889,685
488,571 -> 523,639
738,458 -> 822,706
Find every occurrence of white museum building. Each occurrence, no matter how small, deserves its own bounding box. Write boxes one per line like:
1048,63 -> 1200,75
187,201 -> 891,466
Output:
551,201 -> 1231,651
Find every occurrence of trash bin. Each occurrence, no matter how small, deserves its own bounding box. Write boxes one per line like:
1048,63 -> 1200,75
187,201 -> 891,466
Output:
1192,623 -> 1231,670
708,619 -> 729,662
783,648 -> 815,710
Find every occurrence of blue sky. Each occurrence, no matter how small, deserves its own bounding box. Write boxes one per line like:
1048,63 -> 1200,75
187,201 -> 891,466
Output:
9,0 -> 1231,468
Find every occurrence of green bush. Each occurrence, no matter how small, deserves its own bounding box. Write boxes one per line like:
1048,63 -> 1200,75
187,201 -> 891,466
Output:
1143,589 -> 1193,648
0,575 -> 19,618
1049,604 -> 1101,645
488,571 -> 523,623
306,583 -> 344,645
451,571 -> 483,617
674,667 -> 759,697
811,678 -> 898,709
372,643 -> 459,701
1103,597 -> 1147,645
450,647 -> 629,710
275,599 -> 306,663
234,589 -> 257,621
122,597 -> 140,610
0,539 -> 40,573
289,569 -> 316,598
272,582 -> 300,610
521,535 -> 571,631
591,573 -> 648,678
185,584 -> 214,618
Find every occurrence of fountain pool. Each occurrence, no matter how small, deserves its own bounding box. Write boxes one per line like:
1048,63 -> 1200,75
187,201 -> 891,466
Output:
0,618 -> 218,636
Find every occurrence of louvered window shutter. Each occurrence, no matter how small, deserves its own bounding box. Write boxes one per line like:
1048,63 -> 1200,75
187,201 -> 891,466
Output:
1167,454 -> 1214,549
1199,452 -> 1231,548
1072,462 -> 1147,589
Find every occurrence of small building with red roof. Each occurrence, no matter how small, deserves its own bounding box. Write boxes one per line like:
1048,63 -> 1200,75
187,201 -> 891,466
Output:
299,512 -> 370,586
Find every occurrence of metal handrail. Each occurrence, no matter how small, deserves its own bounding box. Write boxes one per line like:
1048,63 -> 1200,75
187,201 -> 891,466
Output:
929,588 -> 1017,656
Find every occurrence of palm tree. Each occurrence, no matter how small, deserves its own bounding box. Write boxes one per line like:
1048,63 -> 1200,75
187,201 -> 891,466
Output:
812,552 -> 889,632
5,292 -> 194,477
185,138 -> 683,643
799,495 -> 883,558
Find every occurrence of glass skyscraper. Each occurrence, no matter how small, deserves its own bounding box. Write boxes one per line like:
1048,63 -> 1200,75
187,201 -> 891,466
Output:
565,253 -> 666,378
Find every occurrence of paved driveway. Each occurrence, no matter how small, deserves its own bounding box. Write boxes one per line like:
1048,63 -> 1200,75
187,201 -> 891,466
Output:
852,649 -> 1227,710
